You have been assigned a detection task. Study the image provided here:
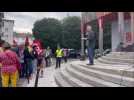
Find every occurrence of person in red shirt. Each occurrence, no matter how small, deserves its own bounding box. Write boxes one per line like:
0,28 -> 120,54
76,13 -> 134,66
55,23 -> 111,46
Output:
0,42 -> 20,87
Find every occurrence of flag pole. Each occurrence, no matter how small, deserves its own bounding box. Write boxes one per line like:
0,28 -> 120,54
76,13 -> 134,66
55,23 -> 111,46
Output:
80,13 -> 86,60
98,17 -> 104,55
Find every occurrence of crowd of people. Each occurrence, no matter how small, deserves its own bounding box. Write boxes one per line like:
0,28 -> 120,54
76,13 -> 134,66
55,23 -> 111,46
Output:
0,39 -> 70,87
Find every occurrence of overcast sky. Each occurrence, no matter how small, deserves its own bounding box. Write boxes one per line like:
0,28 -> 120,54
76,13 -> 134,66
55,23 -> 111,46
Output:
4,12 -> 81,33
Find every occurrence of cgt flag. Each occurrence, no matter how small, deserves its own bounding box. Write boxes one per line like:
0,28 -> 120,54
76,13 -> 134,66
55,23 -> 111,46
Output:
32,39 -> 43,55
25,36 -> 30,45
98,17 -> 103,30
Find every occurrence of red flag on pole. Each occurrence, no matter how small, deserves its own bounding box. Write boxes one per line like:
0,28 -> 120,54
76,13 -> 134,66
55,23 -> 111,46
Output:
32,39 -> 43,55
13,39 -> 16,44
98,17 -> 103,30
13,39 -> 17,46
25,36 -> 29,45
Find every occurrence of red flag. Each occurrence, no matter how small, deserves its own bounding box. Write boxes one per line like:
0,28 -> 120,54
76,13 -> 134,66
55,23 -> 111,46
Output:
98,17 -> 103,30
25,36 -> 29,45
32,39 -> 43,55
126,32 -> 132,43
13,39 -> 16,44
13,39 -> 17,46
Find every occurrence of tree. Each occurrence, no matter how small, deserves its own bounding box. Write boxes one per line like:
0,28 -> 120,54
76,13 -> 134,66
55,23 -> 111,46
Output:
62,16 -> 81,50
32,18 -> 62,49
33,16 -> 81,50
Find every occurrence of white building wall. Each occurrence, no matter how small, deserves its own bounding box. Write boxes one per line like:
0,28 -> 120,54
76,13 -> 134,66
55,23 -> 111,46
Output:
2,19 -> 14,45
111,19 -> 131,51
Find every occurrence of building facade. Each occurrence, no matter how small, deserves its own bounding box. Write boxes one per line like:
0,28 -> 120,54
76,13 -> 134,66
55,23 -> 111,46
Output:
1,19 -> 14,45
13,32 -> 34,45
81,12 -> 134,52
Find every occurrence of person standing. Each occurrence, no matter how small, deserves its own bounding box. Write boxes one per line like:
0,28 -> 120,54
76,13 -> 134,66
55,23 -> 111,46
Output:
0,42 -> 21,87
11,44 -> 19,57
45,46 -> 51,67
86,25 -> 96,65
55,46 -> 63,69
63,48 -> 68,63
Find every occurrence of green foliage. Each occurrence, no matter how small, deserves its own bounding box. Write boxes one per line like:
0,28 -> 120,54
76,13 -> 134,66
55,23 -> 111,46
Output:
32,16 -> 111,50
32,18 -> 62,49
62,16 -> 81,49
33,16 -> 81,50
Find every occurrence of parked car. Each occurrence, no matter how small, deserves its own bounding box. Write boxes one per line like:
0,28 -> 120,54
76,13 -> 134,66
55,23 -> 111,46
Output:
68,49 -> 80,58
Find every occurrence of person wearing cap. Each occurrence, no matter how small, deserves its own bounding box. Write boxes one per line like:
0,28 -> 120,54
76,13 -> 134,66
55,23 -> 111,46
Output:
0,42 -> 20,87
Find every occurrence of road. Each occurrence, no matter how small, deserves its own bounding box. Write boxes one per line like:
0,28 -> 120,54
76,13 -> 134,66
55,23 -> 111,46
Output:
18,58 -> 77,87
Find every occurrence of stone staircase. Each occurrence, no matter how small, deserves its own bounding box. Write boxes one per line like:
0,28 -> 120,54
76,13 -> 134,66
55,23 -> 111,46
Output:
97,52 -> 134,65
54,52 -> 134,87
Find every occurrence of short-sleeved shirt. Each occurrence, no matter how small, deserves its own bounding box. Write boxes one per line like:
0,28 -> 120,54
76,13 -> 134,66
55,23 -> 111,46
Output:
0,50 -> 20,74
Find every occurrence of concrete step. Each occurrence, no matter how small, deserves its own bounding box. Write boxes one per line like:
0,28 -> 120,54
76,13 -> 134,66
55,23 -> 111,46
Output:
106,52 -> 134,59
60,68 -> 93,87
97,57 -> 132,65
54,70 -> 72,87
70,64 -> 134,87
79,63 -> 134,78
102,56 -> 134,64
66,66 -> 123,87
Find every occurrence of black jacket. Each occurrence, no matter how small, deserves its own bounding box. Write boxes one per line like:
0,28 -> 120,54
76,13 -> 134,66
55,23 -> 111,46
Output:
23,47 -> 33,60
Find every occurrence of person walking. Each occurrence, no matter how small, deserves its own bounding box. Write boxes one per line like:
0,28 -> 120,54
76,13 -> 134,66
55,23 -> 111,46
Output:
31,45 -> 38,74
23,44 -> 33,82
19,46 -> 25,78
36,48 -> 44,78
86,25 -> 96,65
0,42 -> 21,87
45,46 -> 52,67
63,48 -> 68,63
55,46 -> 63,69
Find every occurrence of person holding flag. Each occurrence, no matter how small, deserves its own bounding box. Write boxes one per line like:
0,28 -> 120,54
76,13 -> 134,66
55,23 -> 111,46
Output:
33,39 -> 44,87
23,37 -> 33,83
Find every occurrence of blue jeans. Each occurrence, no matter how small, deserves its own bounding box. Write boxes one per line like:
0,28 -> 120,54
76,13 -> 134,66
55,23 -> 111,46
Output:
88,48 -> 94,64
25,59 -> 33,77
32,59 -> 37,73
